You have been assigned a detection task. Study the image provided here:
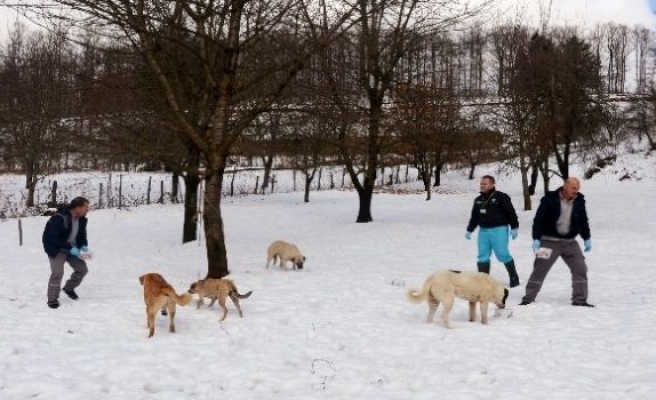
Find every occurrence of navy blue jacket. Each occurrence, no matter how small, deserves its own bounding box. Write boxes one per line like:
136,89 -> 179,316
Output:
466,190 -> 519,232
42,206 -> 88,258
532,188 -> 591,240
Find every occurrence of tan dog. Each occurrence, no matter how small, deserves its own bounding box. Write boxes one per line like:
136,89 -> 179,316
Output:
139,273 -> 192,338
407,270 -> 509,329
266,240 -> 306,270
187,278 -> 252,321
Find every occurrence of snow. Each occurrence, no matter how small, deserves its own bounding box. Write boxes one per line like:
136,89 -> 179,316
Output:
2,143 -> 656,399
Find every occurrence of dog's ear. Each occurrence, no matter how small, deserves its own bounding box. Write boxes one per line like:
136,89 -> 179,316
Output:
303,256 -> 306,261
139,275 -> 145,285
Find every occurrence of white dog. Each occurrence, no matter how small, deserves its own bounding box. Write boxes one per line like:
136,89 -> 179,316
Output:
266,240 -> 306,270
407,270 -> 508,328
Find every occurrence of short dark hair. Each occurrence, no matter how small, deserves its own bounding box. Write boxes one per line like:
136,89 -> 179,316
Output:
70,197 -> 89,209
481,175 -> 496,184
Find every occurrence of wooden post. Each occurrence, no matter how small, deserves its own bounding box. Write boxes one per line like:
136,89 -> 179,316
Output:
254,176 -> 260,194
107,174 -> 112,208
230,167 -> 236,197
317,168 -> 322,190
98,183 -> 104,209
147,176 -> 152,205
159,181 -> 164,204
118,174 -> 123,209
293,169 -> 297,192
330,173 -> 334,189
270,175 -> 275,193
18,219 -> 23,246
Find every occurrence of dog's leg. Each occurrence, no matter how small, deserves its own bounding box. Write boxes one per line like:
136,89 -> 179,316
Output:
147,309 -> 156,338
468,302 -> 477,322
196,298 -> 203,310
208,296 -> 217,308
480,303 -> 489,325
440,298 -> 454,329
168,301 -> 177,333
218,296 -> 228,321
426,293 -> 439,323
230,293 -> 244,318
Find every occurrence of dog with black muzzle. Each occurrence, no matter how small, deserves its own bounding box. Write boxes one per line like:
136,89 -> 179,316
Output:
407,270 -> 509,329
266,240 -> 306,270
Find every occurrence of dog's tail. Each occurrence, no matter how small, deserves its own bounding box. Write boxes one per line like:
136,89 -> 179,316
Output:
228,281 -> 252,299
407,287 -> 428,304
163,287 -> 192,306
233,290 -> 253,299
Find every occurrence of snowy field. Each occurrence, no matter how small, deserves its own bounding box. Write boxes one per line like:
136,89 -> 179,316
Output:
1,145 -> 656,400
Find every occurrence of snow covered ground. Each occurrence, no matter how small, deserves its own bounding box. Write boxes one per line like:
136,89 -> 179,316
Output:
1,145 -> 656,399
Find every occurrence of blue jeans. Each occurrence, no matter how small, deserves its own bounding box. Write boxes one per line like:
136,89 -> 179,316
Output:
477,226 -> 513,264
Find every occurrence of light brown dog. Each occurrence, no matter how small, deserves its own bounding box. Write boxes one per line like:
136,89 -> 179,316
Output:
407,270 -> 509,329
266,240 -> 306,270
139,273 -> 192,338
187,278 -> 252,321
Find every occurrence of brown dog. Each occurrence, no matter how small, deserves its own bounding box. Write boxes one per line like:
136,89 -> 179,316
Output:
139,273 -> 192,338
187,278 -> 252,321
407,270 -> 509,329
266,240 -> 306,270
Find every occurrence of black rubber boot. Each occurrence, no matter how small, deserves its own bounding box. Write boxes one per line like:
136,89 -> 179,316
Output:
477,262 -> 490,274
504,259 -> 520,288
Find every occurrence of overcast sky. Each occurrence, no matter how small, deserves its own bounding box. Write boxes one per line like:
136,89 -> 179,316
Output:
1,0 -> 655,44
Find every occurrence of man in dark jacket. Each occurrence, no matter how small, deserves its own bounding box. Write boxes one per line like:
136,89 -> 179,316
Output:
465,175 -> 521,287
42,197 -> 91,309
520,177 -> 594,307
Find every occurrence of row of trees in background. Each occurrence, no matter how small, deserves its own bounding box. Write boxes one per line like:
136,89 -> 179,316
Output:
2,1 -> 656,278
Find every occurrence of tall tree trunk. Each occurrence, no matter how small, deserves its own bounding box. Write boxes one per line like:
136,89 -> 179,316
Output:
25,161 -> 36,207
182,145 -> 201,243
261,154 -> 273,193
356,184 -> 374,223
182,173 -> 200,244
203,163 -> 229,279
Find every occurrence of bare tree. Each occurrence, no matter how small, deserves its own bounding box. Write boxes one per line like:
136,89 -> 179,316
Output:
0,25 -> 74,207
40,0 -> 357,278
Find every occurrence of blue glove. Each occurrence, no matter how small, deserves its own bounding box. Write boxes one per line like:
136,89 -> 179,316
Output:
81,246 -> 89,252
532,239 -> 541,253
584,239 -> 592,253
511,229 -> 519,240
69,247 -> 81,257
465,231 -> 472,240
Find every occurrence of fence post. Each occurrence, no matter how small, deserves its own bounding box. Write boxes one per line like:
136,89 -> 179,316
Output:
254,176 -> 260,194
230,167 -> 236,197
147,176 -> 152,205
18,218 -> 23,246
118,174 -> 123,210
50,180 -> 58,207
98,183 -> 104,209
159,181 -> 164,204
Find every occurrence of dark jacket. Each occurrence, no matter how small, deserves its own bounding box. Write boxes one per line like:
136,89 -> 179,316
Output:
532,188 -> 591,240
42,206 -> 88,258
466,189 -> 519,232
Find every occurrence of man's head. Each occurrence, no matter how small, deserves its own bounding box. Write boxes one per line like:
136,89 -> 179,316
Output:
70,197 -> 90,218
561,177 -> 581,200
479,175 -> 496,194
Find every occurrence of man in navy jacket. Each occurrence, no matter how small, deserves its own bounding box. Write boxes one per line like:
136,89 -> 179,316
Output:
520,177 -> 594,307
42,197 -> 91,309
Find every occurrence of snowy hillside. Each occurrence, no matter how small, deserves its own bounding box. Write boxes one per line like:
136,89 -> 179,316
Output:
1,141 -> 655,399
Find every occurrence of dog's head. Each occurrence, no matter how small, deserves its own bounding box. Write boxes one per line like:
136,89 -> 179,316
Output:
495,287 -> 509,309
293,255 -> 306,270
187,280 -> 202,294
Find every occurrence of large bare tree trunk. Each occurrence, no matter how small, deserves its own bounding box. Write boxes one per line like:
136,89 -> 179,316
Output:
182,174 -> 200,244
203,164 -> 229,279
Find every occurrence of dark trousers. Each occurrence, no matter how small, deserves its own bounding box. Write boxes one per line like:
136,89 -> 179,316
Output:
47,251 -> 88,302
522,240 -> 588,304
